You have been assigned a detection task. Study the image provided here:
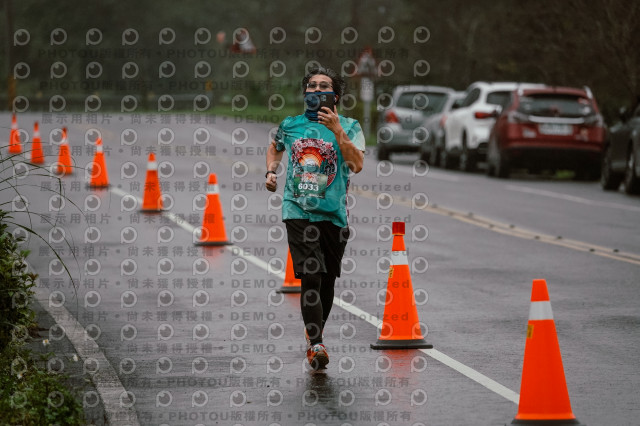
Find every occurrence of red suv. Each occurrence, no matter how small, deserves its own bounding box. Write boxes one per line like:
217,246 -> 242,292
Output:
486,86 -> 605,179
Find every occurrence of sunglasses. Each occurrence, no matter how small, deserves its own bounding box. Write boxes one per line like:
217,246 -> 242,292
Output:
306,81 -> 333,91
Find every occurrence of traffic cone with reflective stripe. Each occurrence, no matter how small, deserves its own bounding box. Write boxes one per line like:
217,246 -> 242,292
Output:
8,113 -> 22,154
56,127 -> 73,175
195,173 -> 229,245
30,122 -> 45,164
371,221 -> 432,349
87,138 -> 109,188
140,152 -> 163,212
277,249 -> 302,293
511,279 -> 582,425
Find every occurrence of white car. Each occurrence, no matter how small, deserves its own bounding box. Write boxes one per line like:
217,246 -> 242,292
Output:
442,81 -> 542,171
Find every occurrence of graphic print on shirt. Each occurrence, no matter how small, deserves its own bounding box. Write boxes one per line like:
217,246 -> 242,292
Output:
291,138 -> 337,199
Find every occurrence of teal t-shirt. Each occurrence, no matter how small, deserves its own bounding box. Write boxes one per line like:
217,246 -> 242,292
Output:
274,114 -> 365,228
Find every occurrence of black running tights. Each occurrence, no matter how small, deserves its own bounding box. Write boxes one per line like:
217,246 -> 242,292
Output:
300,272 -> 336,345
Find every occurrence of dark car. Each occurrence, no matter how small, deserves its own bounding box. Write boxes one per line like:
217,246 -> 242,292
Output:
376,85 -> 453,161
601,104 -> 640,194
417,91 -> 465,165
486,85 -> 605,179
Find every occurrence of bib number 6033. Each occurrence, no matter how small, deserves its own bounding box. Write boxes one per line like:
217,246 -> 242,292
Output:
298,182 -> 319,191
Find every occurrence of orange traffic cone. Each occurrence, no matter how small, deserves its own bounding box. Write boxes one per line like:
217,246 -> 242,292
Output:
371,221 -> 432,349
140,152 -> 163,212
87,138 -> 109,188
195,173 -> 229,245
511,279 -> 582,425
276,249 -> 302,293
8,113 -> 22,154
30,122 -> 45,164
56,127 -> 73,175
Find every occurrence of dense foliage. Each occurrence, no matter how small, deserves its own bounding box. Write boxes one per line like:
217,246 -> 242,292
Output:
0,0 -> 638,121
0,211 -> 84,425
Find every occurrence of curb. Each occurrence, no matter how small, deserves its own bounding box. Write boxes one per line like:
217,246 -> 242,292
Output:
35,293 -> 140,426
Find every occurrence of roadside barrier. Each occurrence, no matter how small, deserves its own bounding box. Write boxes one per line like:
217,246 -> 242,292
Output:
8,113 -> 22,154
87,138 -> 109,188
511,279 -> 582,425
30,121 -> 44,164
140,152 -> 163,212
195,173 -> 230,246
276,249 -> 302,293
371,221 -> 432,349
55,127 -> 73,176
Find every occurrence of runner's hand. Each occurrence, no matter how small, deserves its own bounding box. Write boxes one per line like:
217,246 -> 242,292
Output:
318,106 -> 340,134
266,173 -> 277,192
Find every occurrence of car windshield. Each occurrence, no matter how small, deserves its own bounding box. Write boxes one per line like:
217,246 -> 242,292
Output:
486,91 -> 512,107
396,91 -> 448,114
517,94 -> 594,118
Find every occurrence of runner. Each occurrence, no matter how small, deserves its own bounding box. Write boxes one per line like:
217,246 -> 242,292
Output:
265,66 -> 365,369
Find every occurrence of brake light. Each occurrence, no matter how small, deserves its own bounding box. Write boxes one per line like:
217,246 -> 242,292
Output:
385,111 -> 400,123
474,111 -> 495,119
439,114 -> 447,128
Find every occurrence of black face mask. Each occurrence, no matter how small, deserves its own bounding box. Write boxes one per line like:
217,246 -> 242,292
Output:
304,92 -> 335,121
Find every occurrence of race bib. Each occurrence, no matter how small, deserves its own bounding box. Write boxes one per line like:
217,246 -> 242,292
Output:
293,172 -> 327,198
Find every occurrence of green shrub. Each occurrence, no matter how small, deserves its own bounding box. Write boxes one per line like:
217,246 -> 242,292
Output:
0,211 -> 84,425
0,344 -> 84,425
0,210 -> 37,351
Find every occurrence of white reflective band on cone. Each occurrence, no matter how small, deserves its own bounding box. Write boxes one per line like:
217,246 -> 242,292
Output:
207,184 -> 219,194
528,301 -> 554,320
97,145 -> 103,153
391,251 -> 408,266
147,162 -> 158,171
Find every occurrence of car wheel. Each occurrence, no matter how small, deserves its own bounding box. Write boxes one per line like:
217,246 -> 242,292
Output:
419,146 -> 430,164
495,150 -> 510,179
440,149 -> 456,170
600,145 -> 623,190
623,146 -> 640,195
377,146 -> 390,162
429,146 -> 440,167
459,139 -> 476,172
486,156 -> 495,177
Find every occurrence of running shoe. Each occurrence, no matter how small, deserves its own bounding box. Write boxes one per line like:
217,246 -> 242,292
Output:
304,327 -> 324,349
307,343 -> 329,370
304,328 -> 311,350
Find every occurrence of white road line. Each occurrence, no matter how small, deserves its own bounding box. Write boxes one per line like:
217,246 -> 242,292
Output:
507,184 -> 640,213
109,187 -> 520,405
423,349 -> 520,404
111,188 -> 277,274
336,298 -> 520,404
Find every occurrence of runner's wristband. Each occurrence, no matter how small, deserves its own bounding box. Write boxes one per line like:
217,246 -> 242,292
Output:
265,171 -> 277,178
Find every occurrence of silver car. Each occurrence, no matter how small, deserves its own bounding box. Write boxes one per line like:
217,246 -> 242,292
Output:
417,91 -> 465,165
376,85 -> 454,161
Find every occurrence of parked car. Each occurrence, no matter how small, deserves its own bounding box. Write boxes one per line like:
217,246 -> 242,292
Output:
601,104 -> 640,194
417,91 -> 465,165
442,81 -> 543,171
376,85 -> 453,161
486,85 -> 605,179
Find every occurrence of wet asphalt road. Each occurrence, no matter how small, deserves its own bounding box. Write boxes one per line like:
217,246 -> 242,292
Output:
2,112 -> 640,426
